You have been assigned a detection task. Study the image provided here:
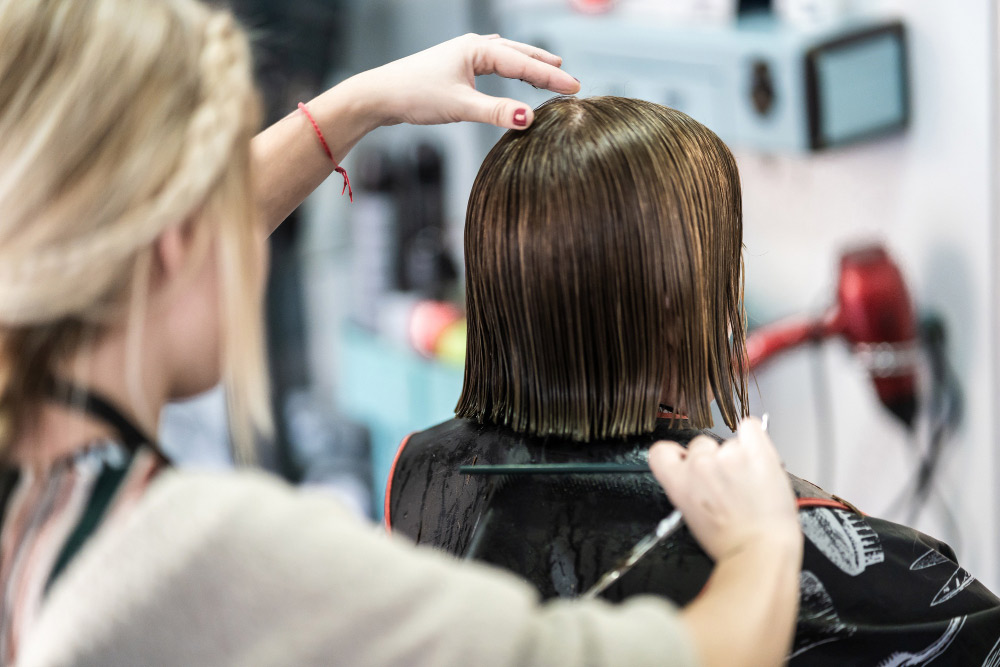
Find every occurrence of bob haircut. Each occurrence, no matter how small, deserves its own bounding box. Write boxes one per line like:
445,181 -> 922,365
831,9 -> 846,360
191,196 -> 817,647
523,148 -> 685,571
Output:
456,96 -> 748,440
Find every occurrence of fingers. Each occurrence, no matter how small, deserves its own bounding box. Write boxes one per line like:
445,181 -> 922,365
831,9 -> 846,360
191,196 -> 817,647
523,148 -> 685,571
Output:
647,425 -> 798,561
735,416 -> 785,470
648,441 -> 686,492
687,435 -> 720,457
458,90 -> 536,130
736,416 -> 767,448
486,35 -> 563,67
475,38 -> 580,96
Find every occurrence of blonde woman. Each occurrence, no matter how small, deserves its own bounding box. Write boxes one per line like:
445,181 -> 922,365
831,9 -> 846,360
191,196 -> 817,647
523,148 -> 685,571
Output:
0,1 -> 801,665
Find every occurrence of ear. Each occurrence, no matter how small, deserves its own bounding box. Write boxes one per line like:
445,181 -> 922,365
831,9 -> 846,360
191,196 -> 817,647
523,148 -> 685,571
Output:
154,219 -> 198,283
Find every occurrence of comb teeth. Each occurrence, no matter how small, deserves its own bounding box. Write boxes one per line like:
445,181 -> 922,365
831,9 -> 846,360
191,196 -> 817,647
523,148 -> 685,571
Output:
840,512 -> 884,567
800,508 -> 884,576
460,463 -> 651,475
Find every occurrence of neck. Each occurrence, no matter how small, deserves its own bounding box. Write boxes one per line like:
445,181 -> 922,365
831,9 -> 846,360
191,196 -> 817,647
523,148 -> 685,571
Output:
6,327 -> 167,469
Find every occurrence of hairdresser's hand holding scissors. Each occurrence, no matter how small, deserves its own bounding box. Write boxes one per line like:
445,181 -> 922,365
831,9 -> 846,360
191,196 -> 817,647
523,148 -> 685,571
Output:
649,418 -> 803,667
254,34 -> 580,230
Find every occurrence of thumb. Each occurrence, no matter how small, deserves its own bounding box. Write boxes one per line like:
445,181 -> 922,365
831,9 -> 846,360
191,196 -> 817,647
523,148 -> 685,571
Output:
461,90 -> 535,130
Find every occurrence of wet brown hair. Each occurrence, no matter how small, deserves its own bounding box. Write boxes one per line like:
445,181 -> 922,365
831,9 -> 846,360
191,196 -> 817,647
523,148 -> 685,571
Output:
456,96 -> 748,440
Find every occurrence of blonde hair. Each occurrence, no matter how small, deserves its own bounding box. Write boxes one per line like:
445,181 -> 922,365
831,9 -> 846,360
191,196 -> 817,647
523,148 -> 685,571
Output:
458,96 -> 748,440
0,0 -> 271,456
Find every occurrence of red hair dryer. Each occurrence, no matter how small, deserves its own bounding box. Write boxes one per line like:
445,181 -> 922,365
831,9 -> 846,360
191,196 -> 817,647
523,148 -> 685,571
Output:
745,244 -> 919,428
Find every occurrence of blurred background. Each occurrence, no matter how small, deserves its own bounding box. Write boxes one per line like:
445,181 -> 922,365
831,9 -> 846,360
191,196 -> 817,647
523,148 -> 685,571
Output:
161,0 -> 999,590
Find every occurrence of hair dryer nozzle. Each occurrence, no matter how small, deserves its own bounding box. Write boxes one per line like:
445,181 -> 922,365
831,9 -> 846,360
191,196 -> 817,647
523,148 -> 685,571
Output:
745,243 -> 920,429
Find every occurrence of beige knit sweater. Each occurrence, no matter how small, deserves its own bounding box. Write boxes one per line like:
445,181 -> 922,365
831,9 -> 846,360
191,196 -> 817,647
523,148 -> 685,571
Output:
17,468 -> 698,666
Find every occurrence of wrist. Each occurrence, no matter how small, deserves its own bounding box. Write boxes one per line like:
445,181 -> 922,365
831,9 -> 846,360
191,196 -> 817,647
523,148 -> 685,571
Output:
335,69 -> 396,131
307,75 -> 383,153
718,521 -> 803,565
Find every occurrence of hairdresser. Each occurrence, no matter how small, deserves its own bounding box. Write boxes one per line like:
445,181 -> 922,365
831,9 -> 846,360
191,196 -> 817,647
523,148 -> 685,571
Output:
0,1 -> 801,665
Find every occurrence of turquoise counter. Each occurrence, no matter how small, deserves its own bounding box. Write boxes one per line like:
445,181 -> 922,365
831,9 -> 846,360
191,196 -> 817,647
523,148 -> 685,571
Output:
338,324 -> 464,518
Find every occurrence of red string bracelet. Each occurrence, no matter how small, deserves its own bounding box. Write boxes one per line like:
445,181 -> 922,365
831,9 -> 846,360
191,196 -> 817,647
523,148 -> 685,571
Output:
298,102 -> 353,202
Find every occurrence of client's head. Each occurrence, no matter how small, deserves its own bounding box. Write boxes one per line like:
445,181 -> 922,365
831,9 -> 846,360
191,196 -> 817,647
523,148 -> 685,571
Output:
456,96 -> 748,441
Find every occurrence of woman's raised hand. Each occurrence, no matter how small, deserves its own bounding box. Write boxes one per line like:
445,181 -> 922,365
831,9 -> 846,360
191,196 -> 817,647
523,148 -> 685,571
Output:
648,418 -> 800,562
348,34 -> 581,131
254,35 -> 578,230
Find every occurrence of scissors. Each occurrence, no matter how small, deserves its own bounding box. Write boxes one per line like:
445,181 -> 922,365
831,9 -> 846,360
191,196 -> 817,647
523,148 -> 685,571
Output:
581,413 -> 770,599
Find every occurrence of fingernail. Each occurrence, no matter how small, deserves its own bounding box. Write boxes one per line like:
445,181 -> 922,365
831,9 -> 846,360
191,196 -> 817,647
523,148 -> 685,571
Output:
513,108 -> 527,127
573,76 -> 580,83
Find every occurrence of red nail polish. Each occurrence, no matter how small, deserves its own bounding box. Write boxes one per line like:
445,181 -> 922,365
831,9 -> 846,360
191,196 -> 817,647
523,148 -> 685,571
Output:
513,108 -> 527,127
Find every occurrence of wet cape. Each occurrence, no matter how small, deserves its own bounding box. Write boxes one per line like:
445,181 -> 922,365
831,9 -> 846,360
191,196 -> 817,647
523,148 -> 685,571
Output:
387,418 -> 1000,665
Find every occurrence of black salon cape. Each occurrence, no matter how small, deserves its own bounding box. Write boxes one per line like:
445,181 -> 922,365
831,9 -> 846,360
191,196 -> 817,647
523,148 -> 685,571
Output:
386,418 -> 1000,666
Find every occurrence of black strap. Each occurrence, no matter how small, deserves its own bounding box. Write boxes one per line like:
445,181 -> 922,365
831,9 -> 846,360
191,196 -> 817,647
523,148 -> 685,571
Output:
40,380 -> 169,593
45,379 -> 163,457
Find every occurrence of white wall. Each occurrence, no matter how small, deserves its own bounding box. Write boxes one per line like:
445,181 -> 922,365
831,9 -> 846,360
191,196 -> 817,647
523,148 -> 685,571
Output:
739,0 -> 997,589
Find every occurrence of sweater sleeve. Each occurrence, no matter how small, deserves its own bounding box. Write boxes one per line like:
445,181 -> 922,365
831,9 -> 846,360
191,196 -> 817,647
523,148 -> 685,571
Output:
20,469 -> 699,667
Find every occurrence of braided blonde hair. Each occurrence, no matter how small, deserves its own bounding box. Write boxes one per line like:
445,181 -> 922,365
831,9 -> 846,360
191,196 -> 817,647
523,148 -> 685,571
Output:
0,0 -> 270,455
